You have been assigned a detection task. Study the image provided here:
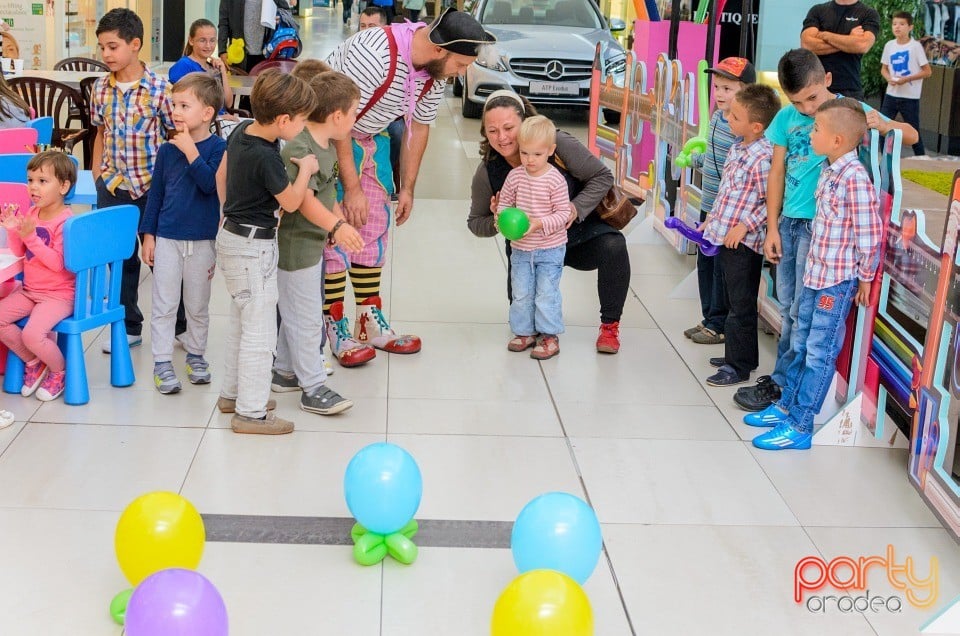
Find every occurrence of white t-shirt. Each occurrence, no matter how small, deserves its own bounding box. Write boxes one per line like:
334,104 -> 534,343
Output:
881,38 -> 929,99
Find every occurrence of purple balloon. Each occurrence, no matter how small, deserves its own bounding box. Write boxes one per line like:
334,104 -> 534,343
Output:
125,569 -> 228,636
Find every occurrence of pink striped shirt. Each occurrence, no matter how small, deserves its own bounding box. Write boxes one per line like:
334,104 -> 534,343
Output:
496,165 -> 570,252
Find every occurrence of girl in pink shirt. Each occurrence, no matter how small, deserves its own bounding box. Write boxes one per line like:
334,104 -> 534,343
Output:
496,115 -> 570,360
0,152 -> 77,402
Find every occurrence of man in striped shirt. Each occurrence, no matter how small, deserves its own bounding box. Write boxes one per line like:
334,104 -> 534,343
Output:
321,9 -> 494,365
752,98 -> 882,451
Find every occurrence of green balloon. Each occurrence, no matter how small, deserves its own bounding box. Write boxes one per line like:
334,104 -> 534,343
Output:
110,588 -> 133,625
498,207 -> 530,241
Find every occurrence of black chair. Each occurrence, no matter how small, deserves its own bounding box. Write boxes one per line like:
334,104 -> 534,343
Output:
8,77 -> 91,168
53,57 -> 109,72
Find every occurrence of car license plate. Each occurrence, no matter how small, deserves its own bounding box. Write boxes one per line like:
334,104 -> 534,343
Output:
528,81 -> 579,96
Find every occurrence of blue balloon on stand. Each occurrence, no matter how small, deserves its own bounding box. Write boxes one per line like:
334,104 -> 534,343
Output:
344,443 -> 423,535
511,492 -> 603,584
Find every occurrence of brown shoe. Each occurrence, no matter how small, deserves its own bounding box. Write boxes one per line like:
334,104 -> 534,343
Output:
217,397 -> 277,413
530,335 -> 560,360
230,411 -> 294,435
507,334 -> 538,352
690,327 -> 725,345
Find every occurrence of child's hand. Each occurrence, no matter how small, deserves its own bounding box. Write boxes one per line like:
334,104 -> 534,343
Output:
141,234 -> 156,267
332,222 -> 364,253
0,204 -> 20,230
170,123 -> 198,157
763,228 -> 782,263
17,215 -> 36,238
523,217 -> 544,237
290,154 -> 320,176
855,280 -> 872,306
489,192 -> 500,214
723,223 -> 748,249
864,109 -> 889,135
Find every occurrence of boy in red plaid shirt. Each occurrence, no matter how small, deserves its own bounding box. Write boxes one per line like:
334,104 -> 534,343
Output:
701,85 -> 782,387
751,98 -> 883,451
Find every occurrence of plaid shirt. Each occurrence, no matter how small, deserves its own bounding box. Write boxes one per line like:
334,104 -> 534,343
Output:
804,151 -> 883,290
702,137 -> 772,255
89,65 -> 174,199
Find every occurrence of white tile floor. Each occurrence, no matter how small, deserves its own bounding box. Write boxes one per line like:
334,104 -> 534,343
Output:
0,7 -> 958,634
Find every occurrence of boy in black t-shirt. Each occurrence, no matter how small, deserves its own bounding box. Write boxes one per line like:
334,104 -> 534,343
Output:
800,0 -> 880,100
214,70 -> 320,435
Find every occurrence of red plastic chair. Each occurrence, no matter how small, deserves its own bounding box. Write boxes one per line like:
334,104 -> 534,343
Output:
248,58 -> 298,76
0,127 -> 38,154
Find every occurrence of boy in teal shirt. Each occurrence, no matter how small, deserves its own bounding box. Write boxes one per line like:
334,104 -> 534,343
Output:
735,48 -> 919,414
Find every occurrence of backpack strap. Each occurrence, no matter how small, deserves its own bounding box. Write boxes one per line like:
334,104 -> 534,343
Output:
356,26 -> 436,124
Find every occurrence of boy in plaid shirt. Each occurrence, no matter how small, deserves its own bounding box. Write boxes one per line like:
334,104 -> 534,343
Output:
90,8 -> 175,353
751,98 -> 883,451
700,85 -> 781,388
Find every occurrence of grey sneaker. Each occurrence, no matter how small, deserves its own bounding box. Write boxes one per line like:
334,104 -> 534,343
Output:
153,361 -> 181,394
683,323 -> 704,339
300,385 -> 353,415
691,327 -> 725,345
271,370 -> 301,393
230,411 -> 294,435
185,354 -> 211,384
217,396 -> 277,413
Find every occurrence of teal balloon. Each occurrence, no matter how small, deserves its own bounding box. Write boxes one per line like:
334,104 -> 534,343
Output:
344,443 -> 422,535
498,207 -> 530,241
511,492 -> 603,584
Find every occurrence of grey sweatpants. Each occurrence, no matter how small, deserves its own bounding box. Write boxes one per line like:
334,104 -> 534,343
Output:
151,237 -> 215,362
275,260 -> 328,394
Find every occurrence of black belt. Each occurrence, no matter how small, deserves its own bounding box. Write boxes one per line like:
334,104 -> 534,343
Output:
222,217 -> 276,239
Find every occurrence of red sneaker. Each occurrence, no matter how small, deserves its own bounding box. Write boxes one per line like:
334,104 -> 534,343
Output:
325,301 -> 376,368
355,296 -> 421,354
596,322 -> 620,354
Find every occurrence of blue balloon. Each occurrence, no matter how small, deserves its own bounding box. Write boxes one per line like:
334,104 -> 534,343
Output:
344,443 -> 423,535
511,492 -> 602,584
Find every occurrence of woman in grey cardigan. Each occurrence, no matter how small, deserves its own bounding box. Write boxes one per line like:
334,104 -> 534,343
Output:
467,91 -> 631,354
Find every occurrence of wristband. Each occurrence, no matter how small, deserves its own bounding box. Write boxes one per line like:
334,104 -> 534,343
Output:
331,219 -> 345,238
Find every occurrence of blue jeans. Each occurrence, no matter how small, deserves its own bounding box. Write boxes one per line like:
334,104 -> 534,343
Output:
509,245 -> 565,336
777,279 -> 858,433
770,216 -> 812,388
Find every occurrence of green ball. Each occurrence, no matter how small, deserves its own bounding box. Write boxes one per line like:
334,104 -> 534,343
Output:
110,588 -> 133,625
498,207 -> 530,241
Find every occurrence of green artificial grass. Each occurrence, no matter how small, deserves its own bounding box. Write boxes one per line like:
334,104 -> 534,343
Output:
901,169 -> 956,197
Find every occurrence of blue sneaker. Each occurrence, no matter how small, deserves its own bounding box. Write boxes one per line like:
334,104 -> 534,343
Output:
752,423 -> 812,451
744,404 -> 789,428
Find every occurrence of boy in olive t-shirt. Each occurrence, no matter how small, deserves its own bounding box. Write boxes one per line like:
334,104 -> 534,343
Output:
272,70 -> 364,416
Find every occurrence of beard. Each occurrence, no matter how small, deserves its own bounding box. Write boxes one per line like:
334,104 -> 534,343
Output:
418,54 -> 450,81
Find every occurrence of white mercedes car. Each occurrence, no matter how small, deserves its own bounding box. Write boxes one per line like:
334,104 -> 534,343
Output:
456,0 -> 627,121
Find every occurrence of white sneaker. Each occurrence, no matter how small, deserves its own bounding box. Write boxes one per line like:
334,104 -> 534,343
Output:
102,334 -> 143,354
321,353 -> 334,376
0,410 -> 14,429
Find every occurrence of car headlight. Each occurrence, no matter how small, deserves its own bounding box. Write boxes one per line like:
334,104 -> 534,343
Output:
605,55 -> 627,76
475,46 -> 508,72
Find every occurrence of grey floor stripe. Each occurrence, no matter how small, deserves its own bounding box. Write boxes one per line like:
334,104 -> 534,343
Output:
202,514 -> 513,549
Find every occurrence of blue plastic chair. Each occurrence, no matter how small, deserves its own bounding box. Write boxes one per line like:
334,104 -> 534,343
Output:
0,153 -> 78,199
3,204 -> 138,404
28,117 -> 54,145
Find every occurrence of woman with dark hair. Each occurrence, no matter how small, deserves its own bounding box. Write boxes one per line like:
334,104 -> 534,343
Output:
468,90 -> 631,353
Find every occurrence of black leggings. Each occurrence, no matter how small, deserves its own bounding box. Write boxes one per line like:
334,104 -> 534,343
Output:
506,232 -> 631,324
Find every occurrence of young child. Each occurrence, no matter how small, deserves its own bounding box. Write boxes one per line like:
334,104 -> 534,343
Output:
271,70 -> 364,416
140,74 -> 227,395
880,11 -> 931,157
496,115 -> 571,360
750,99 -> 883,451
734,48 -> 919,413
0,152 -> 78,402
0,72 -> 31,129
215,69 -> 320,435
90,8 -> 175,353
686,57 -> 756,346
701,84 -> 781,387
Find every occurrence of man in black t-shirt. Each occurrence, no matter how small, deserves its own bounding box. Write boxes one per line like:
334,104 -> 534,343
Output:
801,0 -> 880,100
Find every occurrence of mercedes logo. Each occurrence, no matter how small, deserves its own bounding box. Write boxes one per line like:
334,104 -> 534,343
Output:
545,60 -> 564,81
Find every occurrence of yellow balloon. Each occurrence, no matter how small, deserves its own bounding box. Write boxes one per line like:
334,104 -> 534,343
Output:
491,570 -> 593,636
114,491 -> 205,586
227,39 -> 245,65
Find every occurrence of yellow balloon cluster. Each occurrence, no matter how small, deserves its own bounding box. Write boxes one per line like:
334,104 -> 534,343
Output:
114,491 -> 206,586
226,39 -> 246,65
491,570 -> 593,635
